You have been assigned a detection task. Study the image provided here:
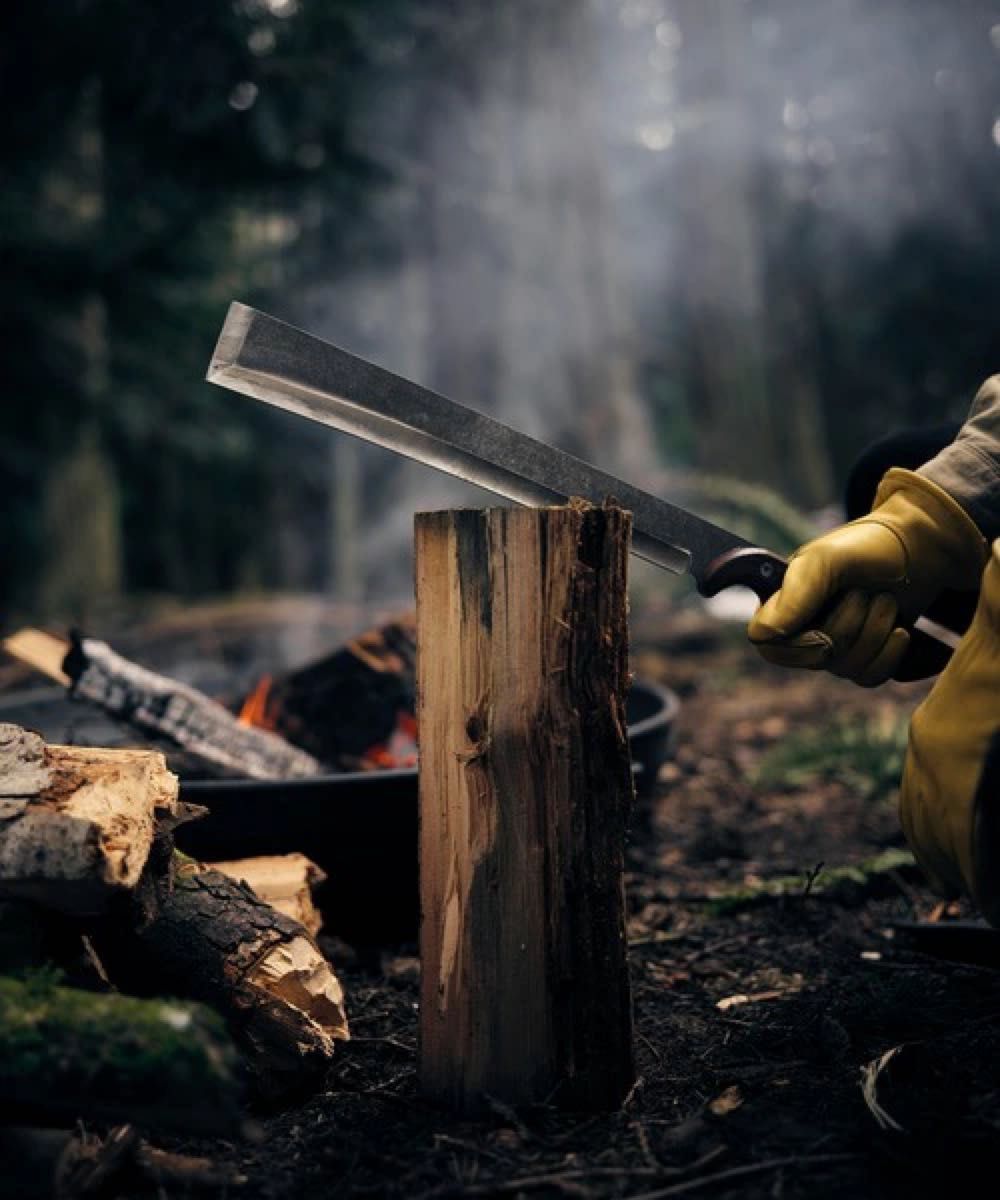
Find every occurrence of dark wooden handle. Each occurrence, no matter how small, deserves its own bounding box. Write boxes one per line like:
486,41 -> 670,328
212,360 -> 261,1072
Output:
700,545 -> 956,682
699,546 -> 788,604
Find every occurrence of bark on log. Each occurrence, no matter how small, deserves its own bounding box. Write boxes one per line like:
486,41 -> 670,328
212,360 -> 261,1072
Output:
415,502 -> 635,1112
0,725 -> 177,914
1,630 -> 323,780
209,853 -> 326,937
93,856 -> 348,1100
0,975 -> 242,1134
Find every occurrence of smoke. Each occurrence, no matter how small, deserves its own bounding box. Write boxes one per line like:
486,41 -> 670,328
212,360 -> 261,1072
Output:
280,0 -> 1000,603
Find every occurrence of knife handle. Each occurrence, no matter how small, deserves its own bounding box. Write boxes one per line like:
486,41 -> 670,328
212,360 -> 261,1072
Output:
699,546 -> 787,605
699,546 -> 955,682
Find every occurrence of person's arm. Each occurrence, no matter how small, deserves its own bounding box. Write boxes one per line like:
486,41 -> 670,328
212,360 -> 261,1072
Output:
747,380 -> 996,685
918,375 -> 1000,541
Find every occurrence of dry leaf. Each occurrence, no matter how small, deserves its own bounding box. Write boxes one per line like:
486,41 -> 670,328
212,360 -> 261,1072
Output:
708,1085 -> 744,1116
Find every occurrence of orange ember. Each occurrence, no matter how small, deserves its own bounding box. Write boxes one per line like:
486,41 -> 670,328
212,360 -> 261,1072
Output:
359,709 -> 419,771
239,674 -> 276,730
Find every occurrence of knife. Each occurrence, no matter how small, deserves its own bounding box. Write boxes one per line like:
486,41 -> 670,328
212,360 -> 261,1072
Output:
207,302 -> 956,681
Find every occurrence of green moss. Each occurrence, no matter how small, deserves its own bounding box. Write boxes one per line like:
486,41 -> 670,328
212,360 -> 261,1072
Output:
0,975 -> 242,1132
705,848 -> 916,916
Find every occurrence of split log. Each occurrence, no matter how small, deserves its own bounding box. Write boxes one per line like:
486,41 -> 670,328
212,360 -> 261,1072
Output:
210,853 -> 326,937
0,724 -> 177,914
93,855 -> 348,1100
0,975 -> 242,1134
415,502 -> 635,1113
1,630 -> 323,781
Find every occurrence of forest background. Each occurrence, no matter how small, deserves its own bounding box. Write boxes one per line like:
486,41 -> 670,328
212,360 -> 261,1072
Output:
3,0 -> 999,623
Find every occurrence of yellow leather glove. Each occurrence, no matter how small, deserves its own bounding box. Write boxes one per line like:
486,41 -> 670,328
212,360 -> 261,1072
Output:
748,468 -> 988,685
899,541 -> 1000,925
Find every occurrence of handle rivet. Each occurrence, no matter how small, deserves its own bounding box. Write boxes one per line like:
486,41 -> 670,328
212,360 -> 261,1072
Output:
760,562 -> 774,578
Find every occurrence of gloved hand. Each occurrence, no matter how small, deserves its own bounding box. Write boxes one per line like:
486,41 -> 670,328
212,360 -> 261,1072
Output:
748,468 -> 988,685
899,541 -> 1000,925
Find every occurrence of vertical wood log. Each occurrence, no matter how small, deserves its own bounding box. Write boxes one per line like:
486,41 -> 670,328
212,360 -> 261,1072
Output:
416,502 -> 635,1112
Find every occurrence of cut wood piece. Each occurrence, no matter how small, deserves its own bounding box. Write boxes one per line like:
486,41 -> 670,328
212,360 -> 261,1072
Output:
2,629 -> 323,781
210,853 -> 326,936
0,724 -> 177,913
0,629 -> 70,686
416,502 -> 635,1113
0,975 -> 242,1135
93,855 -> 348,1100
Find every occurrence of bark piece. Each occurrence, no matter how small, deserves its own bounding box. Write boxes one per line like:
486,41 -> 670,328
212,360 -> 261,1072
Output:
0,724 -> 177,914
0,975 -> 242,1135
416,503 -> 635,1113
94,857 -> 348,1100
209,853 -> 326,936
2,630 -> 323,781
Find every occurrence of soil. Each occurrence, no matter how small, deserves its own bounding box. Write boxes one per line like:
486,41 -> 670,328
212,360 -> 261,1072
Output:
8,602 -> 1000,1197
193,610 -> 1000,1199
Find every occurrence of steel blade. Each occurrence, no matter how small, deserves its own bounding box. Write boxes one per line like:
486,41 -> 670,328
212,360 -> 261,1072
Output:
207,302 -> 751,584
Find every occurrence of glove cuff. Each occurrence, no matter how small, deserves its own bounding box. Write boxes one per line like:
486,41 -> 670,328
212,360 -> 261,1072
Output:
872,467 -> 989,591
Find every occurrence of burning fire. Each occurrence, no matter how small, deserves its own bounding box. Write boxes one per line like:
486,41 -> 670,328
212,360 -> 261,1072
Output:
239,674 -> 276,730
359,711 -> 419,771
239,671 -> 418,771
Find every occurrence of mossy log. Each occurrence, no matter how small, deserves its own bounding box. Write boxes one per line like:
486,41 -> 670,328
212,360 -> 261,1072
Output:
94,857 -> 348,1100
0,975 -> 242,1135
0,724 -> 177,914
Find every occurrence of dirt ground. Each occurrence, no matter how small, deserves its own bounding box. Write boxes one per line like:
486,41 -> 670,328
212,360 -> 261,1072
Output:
5,601 -> 999,1197
183,609 -> 999,1200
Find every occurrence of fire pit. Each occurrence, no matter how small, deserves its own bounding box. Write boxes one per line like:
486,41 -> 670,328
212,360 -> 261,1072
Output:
178,678 -> 678,945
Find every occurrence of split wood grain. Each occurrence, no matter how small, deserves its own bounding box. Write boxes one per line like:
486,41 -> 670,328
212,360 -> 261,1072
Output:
416,503 -> 635,1112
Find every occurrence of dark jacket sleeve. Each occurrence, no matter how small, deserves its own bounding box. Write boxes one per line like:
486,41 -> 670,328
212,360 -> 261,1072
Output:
919,376 -> 1000,540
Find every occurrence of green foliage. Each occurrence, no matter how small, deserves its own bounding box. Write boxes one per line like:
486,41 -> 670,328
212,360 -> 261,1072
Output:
673,473 -> 820,557
706,848 -> 916,916
754,712 -> 909,803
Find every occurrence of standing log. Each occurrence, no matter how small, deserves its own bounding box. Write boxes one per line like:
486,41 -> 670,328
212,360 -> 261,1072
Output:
415,502 -> 635,1112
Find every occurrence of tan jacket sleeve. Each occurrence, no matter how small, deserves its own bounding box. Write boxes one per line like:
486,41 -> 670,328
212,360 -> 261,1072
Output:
918,376 -> 1000,540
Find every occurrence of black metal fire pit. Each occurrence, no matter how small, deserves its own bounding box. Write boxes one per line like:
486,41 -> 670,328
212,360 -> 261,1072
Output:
178,679 -> 678,946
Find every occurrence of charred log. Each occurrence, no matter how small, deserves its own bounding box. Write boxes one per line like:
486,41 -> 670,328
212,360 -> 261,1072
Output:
1,630 -> 323,780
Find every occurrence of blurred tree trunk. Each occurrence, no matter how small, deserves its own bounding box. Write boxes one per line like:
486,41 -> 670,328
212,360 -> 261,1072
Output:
672,0 -> 833,506
497,0 -> 655,480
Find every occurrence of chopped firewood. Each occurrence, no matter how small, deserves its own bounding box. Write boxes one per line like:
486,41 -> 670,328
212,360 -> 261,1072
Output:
0,724 -> 177,914
2,630 -> 323,781
236,613 -> 417,770
93,855 -> 348,1100
0,975 -> 242,1134
0,629 -> 71,687
209,853 -> 326,936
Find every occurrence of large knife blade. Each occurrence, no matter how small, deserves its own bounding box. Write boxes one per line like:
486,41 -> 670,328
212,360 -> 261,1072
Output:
207,302 -> 955,678
207,302 -> 780,598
